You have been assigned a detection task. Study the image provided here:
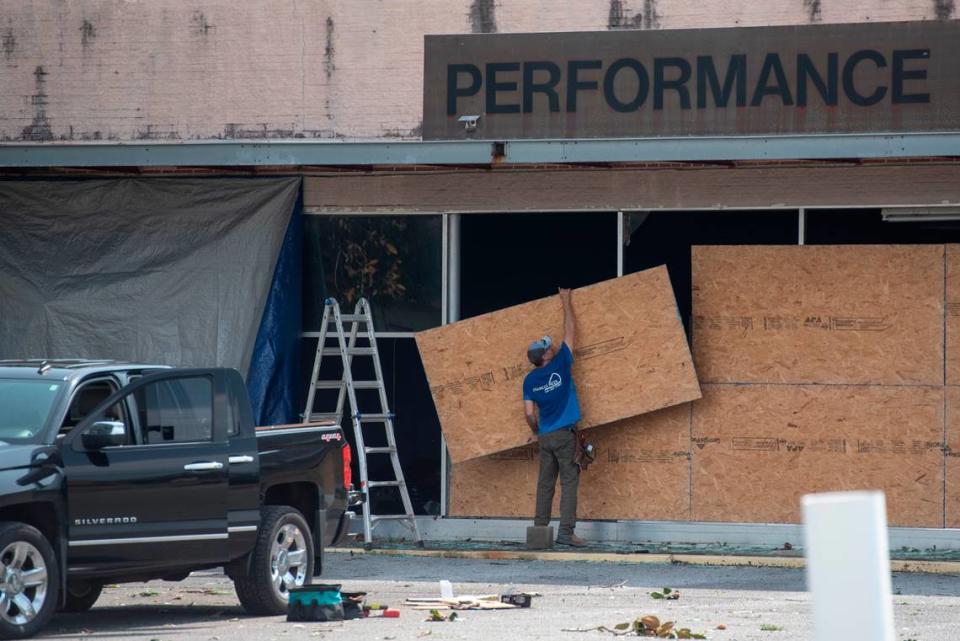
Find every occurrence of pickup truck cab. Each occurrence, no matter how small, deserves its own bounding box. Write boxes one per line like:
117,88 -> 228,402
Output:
0,360 -> 359,639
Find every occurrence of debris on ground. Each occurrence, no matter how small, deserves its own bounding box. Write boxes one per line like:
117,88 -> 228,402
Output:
562,614 -> 706,638
405,595 -> 517,610
405,581 -> 538,611
426,609 -> 459,622
650,587 -> 680,600
760,623 -> 784,631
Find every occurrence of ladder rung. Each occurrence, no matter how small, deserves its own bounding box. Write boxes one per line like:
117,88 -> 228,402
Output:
350,381 -> 382,389
356,413 -> 394,422
337,314 -> 371,323
364,446 -> 397,454
321,347 -> 376,356
308,412 -> 341,421
366,480 -> 403,488
370,515 -> 415,522
314,381 -> 347,389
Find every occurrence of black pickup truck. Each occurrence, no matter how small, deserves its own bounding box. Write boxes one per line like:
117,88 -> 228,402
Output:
0,360 -> 359,639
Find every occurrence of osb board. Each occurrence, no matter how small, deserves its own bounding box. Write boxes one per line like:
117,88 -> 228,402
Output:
947,388 -> 960,528
449,404 -> 692,520
691,384 -> 945,528
417,267 -> 701,463
691,245 -> 945,386
948,245 -> 960,386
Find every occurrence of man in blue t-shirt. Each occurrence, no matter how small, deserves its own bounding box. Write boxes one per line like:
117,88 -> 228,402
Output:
522,288 -> 586,547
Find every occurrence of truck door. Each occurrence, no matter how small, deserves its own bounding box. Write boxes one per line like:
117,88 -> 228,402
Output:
62,370 -> 229,577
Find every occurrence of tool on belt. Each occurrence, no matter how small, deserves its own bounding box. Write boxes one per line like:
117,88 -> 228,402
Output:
573,429 -> 596,471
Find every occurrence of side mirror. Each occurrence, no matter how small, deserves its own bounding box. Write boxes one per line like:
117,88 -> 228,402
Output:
81,421 -> 127,450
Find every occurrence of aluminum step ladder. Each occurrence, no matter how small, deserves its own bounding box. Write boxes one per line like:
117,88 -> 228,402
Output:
303,297 -> 423,549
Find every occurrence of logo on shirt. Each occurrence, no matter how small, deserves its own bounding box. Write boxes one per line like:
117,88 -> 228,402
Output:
533,372 -> 563,394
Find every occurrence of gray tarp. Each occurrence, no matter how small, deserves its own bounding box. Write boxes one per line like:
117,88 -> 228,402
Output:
0,178 -> 298,374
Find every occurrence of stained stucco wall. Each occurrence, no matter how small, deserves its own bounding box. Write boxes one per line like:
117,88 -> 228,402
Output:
0,0 -> 954,142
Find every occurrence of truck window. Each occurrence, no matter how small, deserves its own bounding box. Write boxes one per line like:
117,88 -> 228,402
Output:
134,376 -> 213,444
0,380 -> 61,441
60,379 -> 125,437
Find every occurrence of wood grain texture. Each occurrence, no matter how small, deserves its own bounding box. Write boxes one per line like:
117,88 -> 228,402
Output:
947,387 -> 960,528
948,245 -> 960,386
692,245 -> 945,385
449,404 -> 692,520
691,384 -> 945,527
416,267 -> 701,463
303,165 -> 960,213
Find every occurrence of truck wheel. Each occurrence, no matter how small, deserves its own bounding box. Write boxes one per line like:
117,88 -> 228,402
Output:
0,522 -> 59,640
60,582 -> 102,613
233,506 -> 314,616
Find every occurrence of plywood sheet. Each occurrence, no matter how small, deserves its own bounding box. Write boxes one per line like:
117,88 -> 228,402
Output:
948,245 -> 960,386
417,267 -> 701,463
692,245 -> 945,386
691,384 -> 945,527
947,387 -> 960,528
449,404 -> 692,520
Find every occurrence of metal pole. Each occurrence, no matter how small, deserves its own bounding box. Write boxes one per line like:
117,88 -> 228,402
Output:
441,214 -> 449,325
617,210 -> 625,277
439,213 -> 461,518
449,214 -> 461,322
798,208 -> 806,245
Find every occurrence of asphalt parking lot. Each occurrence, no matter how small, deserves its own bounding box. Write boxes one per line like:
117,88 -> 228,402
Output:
42,551 -> 960,641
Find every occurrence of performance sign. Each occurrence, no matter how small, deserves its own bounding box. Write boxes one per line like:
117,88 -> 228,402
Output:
423,21 -> 959,140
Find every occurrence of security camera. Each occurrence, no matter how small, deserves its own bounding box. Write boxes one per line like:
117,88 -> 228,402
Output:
458,114 -> 481,132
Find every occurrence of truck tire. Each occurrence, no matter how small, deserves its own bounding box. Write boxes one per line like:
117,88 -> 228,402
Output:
0,522 -> 60,640
60,582 -> 102,613
233,506 -> 314,616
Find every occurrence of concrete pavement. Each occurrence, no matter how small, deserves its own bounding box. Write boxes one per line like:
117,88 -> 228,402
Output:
42,552 -> 960,640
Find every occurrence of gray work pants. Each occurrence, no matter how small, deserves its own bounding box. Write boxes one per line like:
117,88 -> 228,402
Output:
534,427 -> 580,537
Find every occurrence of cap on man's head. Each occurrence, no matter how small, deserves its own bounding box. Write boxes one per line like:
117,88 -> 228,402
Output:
526,335 -> 553,365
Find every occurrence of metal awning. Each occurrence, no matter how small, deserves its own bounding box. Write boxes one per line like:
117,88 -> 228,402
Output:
0,132 -> 957,168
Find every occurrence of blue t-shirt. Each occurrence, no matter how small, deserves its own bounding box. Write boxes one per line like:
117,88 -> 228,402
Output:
522,342 -> 582,435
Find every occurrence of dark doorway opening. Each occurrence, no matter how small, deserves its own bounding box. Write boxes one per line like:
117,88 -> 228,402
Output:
459,212 -> 618,319
624,211 -> 800,336
805,209 -> 960,244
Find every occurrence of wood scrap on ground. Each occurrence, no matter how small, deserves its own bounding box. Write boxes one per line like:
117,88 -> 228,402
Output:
404,595 -> 517,610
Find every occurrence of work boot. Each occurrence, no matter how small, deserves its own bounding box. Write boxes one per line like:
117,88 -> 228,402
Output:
556,533 -> 587,547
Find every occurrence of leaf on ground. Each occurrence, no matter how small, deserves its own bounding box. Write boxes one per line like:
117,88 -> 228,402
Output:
761,624 -> 784,631
653,621 -> 675,637
614,622 -> 630,631
650,591 -> 665,599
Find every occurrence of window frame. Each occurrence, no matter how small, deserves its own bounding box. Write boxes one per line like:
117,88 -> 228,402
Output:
67,370 -> 221,452
131,375 -> 216,446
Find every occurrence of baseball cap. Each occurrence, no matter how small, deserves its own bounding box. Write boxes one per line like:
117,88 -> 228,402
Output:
526,335 -> 553,365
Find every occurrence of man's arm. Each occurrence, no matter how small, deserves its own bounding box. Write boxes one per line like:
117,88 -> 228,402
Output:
524,400 -> 538,434
559,288 -> 575,352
